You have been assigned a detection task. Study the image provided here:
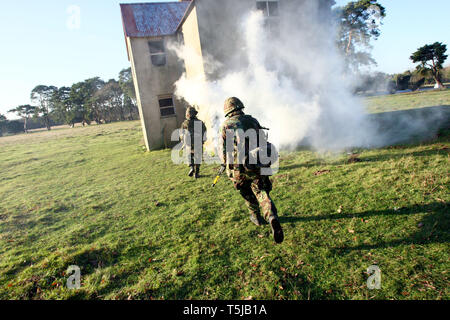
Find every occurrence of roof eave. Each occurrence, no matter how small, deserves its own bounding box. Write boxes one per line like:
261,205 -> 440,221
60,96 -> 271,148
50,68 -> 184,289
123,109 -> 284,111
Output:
175,0 -> 195,33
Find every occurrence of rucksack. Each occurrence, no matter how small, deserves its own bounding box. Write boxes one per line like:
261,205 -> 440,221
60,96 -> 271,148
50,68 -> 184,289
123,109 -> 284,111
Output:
234,115 -> 279,175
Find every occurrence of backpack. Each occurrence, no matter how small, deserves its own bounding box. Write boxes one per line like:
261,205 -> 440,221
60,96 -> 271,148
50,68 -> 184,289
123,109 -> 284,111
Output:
233,115 -> 279,175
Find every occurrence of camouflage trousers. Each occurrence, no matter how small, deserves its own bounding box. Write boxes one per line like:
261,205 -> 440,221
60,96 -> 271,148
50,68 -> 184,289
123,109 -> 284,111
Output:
229,170 -> 278,222
186,146 -> 203,167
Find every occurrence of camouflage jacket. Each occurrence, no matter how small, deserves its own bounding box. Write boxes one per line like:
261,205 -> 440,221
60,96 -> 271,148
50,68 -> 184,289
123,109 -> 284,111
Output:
220,111 -> 264,172
181,118 -> 207,147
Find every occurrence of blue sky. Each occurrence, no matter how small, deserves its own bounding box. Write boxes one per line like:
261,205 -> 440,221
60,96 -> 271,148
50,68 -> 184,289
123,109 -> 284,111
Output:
1,0 -> 449,117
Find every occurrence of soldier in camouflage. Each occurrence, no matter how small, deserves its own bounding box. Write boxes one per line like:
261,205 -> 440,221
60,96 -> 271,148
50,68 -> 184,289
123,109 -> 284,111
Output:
220,97 -> 284,244
181,106 -> 207,179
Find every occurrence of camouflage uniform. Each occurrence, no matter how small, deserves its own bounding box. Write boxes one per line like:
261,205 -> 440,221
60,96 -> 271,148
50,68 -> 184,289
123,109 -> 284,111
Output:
181,106 -> 207,178
220,97 -> 283,243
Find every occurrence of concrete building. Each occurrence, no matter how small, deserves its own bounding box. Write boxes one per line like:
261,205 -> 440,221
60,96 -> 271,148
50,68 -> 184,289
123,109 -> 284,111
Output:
120,0 -> 334,151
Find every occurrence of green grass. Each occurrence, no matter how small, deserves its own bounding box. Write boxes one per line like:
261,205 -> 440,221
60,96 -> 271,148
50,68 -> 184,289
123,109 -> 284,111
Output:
0,96 -> 449,300
366,89 -> 450,113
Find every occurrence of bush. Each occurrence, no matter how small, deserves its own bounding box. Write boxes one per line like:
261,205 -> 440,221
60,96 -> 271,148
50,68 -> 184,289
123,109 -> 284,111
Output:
394,73 -> 411,90
409,77 -> 425,91
442,66 -> 450,82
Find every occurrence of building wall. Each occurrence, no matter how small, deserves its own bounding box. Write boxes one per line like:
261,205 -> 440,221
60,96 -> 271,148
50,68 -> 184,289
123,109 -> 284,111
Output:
194,0 -> 255,79
127,0 -> 334,151
179,1 -> 256,147
192,0 -> 333,78
180,5 -> 205,80
180,0 -> 332,147
127,35 -> 187,150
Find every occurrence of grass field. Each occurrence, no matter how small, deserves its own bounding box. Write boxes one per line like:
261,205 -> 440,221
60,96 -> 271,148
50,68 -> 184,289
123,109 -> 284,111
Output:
366,89 -> 450,113
0,91 -> 449,300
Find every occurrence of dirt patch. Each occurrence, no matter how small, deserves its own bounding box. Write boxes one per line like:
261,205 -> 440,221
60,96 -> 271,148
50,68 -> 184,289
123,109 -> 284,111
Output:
314,170 -> 330,176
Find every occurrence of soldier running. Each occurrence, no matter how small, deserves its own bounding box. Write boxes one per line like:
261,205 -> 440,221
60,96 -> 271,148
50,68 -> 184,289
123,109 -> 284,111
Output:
181,106 -> 207,179
220,97 -> 284,244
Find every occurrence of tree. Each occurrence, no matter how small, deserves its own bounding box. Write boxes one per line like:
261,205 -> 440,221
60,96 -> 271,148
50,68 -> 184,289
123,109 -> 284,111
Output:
8,105 -> 37,133
410,42 -> 448,89
51,87 -> 77,127
336,0 -> 386,72
119,68 -> 139,120
70,78 -> 105,126
101,79 -> 125,122
31,85 -> 58,130
0,114 -> 7,137
352,71 -> 390,94
393,71 -> 411,91
4,120 -> 24,135
442,66 -> 450,83
118,68 -> 136,101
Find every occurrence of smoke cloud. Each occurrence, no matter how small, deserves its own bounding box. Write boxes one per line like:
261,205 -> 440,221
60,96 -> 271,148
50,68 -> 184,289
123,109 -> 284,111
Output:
168,1 -> 445,153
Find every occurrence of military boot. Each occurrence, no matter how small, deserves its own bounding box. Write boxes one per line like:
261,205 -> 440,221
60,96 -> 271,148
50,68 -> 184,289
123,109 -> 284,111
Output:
188,166 -> 195,177
194,165 -> 200,179
269,216 -> 284,244
249,213 -> 266,227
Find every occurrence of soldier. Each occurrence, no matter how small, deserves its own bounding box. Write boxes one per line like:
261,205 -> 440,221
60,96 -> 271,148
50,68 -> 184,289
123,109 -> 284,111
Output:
220,97 -> 284,244
181,106 -> 207,179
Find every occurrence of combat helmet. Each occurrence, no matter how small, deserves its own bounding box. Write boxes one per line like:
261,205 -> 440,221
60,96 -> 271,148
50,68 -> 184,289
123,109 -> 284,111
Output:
186,106 -> 198,119
224,97 -> 244,117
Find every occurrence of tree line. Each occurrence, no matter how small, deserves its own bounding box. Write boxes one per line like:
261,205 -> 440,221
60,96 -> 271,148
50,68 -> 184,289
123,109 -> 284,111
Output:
0,68 -> 139,136
335,1 -> 448,93
2,1 -> 448,136
353,44 -> 448,95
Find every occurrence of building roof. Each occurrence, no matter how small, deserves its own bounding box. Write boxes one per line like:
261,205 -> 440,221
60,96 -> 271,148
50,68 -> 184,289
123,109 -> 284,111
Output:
120,1 -> 192,38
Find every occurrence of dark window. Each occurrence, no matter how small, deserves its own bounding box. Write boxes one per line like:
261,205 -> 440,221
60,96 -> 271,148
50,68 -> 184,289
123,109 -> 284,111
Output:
149,40 -> 166,66
268,1 -> 279,16
256,1 -> 279,17
158,97 -> 176,117
159,98 -> 174,108
151,54 -> 166,66
149,41 -> 164,54
160,107 -> 176,117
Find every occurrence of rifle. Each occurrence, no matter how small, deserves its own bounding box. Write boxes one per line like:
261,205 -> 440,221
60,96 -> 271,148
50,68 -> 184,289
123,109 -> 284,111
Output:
211,165 -> 226,187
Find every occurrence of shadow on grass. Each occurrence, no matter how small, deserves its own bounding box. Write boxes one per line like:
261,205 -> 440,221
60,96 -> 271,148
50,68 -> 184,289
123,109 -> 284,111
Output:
281,202 -> 449,252
280,202 -> 446,223
336,203 -> 448,253
279,123 -> 449,170
150,248 -> 340,300
368,106 -> 450,146
279,160 -> 333,171
361,147 -> 449,163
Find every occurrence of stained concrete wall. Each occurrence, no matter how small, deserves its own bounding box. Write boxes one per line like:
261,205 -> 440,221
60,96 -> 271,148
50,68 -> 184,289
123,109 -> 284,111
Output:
193,0 -> 255,79
127,35 -> 187,150
180,5 -> 205,80
191,0 -> 333,79
179,0 -> 257,147
179,0 -> 333,147
128,0 -> 333,150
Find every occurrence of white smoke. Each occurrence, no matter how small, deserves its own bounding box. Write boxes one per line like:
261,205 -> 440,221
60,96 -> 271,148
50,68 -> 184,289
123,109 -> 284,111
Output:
170,5 -> 381,152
